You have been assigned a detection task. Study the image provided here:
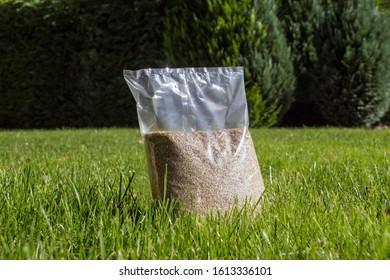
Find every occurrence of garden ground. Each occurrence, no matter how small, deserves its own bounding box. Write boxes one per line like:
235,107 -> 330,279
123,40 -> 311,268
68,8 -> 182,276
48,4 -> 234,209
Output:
0,128 -> 389,259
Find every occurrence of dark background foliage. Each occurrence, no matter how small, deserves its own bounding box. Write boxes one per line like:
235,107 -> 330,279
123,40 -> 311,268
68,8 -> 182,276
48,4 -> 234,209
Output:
1,0 -> 390,129
310,0 -> 390,127
0,0 -> 165,128
163,0 -> 295,126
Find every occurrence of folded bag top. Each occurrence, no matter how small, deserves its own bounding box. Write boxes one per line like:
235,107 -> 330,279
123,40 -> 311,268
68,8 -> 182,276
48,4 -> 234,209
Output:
123,67 -> 248,135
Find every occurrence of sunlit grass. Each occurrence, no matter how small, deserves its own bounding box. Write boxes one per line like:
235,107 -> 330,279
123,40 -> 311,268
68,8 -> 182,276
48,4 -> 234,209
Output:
0,128 -> 389,259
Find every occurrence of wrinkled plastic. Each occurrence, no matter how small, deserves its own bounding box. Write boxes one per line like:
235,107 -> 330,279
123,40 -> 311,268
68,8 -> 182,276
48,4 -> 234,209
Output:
123,67 -> 264,213
123,67 -> 248,135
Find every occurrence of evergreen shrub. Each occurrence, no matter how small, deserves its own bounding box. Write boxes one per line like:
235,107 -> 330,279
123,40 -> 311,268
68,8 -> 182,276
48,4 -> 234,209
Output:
278,0 -> 325,126
163,0 -> 295,126
312,0 -> 390,127
377,0 -> 390,125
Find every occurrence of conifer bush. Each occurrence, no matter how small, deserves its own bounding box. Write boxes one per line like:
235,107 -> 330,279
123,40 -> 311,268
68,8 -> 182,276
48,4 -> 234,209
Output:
278,0 -> 325,126
312,0 -> 390,127
377,0 -> 390,125
163,0 -> 295,126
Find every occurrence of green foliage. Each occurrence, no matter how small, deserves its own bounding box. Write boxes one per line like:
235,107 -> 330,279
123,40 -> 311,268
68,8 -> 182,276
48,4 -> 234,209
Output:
0,0 -> 165,128
246,85 -> 280,127
163,0 -> 295,126
163,0 -> 211,67
235,0 -> 296,121
376,0 -> 390,18
4,0 -> 390,128
278,0 -> 325,126
0,0 -> 84,128
75,0 -> 166,127
311,0 -> 390,127
382,110 -> 390,125
376,0 -> 390,123
278,0 -> 323,81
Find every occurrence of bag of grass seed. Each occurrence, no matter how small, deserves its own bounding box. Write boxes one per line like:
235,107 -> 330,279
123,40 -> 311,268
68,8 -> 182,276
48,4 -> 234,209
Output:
124,67 -> 264,213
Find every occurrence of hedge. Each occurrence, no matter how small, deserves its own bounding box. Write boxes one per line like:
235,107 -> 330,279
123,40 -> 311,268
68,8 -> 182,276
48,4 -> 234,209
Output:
1,0 -> 390,128
0,0 -> 165,129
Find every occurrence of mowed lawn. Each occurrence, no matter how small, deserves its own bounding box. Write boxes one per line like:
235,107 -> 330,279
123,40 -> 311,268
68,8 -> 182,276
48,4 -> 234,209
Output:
0,128 -> 389,260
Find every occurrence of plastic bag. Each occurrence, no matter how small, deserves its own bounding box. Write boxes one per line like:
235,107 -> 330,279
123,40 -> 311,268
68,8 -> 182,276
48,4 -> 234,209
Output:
124,67 -> 264,213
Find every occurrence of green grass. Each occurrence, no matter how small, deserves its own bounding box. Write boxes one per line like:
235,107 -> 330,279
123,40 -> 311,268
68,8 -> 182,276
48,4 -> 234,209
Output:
0,128 -> 389,259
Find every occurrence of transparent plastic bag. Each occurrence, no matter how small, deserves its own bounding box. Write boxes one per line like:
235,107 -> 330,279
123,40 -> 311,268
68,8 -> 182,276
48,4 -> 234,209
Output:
124,67 -> 264,213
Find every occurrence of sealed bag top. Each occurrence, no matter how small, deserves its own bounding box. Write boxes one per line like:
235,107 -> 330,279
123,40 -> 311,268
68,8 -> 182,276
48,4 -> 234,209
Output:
123,67 -> 249,135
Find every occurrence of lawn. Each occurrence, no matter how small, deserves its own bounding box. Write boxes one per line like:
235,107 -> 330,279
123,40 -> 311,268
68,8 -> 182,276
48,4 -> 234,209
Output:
0,128 -> 389,259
